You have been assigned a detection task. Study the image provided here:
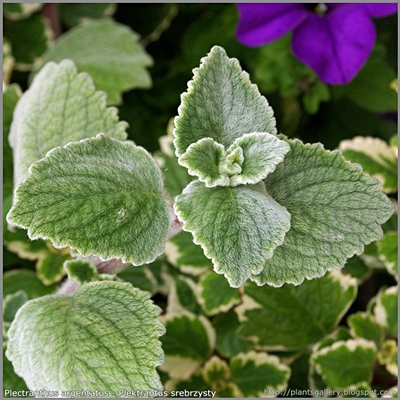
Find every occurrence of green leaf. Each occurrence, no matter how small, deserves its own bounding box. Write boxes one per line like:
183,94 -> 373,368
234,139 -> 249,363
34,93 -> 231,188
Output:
178,138 -> 229,187
199,272 -> 240,316
339,136 -> 398,194
6,14 -> 52,69
165,230 -> 212,276
164,370 -> 210,396
313,327 -> 353,353
37,18 -> 153,105
230,132 -> 290,186
230,351 -> 290,397
3,3 -> 43,20
3,346 -> 30,398
4,228 -> 48,260
4,229 -> 69,286
6,281 -> 165,392
302,80 -> 330,114
373,286 -> 398,337
7,134 -> 170,265
174,45 -> 277,157
174,180 -> 291,287
253,138 -> 394,287
347,312 -> 384,349
343,59 -> 398,113
360,241 -> 382,269
36,248 -> 70,285
117,263 -> 159,295
147,257 -> 180,296
64,259 -> 98,284
202,355 -> 230,384
252,33 -> 330,115
10,59 -> 127,187
59,3 -> 116,28
201,356 -> 242,397
311,339 -> 377,389
3,84 -> 21,185
377,231 -> 398,278
179,132 -> 290,187
213,310 -> 254,358
252,34 -> 299,95
3,269 -> 57,300
237,271 -> 357,350
3,291 -> 28,324
377,340 -> 398,377
154,133 -> 193,198
167,276 -> 203,315
390,134 -> 398,150
342,255 -> 372,283
118,257 -> 178,297
3,39 -> 15,85
180,5 -> 250,69
159,312 -> 215,379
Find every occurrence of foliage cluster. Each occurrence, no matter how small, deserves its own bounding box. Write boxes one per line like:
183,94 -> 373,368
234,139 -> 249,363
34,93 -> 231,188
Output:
3,3 -> 398,398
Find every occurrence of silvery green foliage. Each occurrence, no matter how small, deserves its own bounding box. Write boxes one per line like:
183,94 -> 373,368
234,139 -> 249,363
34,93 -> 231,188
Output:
9,59 -> 127,188
173,47 -> 277,157
7,134 -> 170,265
254,138 -> 395,287
36,18 -> 153,105
6,282 -> 165,393
178,132 -> 290,187
175,181 -> 291,287
174,46 -> 394,288
3,38 -> 398,397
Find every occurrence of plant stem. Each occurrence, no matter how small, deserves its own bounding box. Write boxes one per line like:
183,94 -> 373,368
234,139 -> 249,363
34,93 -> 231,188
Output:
42,3 -> 61,39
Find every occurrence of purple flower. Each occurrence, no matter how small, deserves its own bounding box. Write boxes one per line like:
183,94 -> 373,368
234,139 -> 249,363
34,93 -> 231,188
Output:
236,3 -> 398,85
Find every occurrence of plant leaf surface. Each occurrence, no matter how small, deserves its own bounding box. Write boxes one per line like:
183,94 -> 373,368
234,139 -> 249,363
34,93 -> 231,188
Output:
174,180 -> 290,287
237,271 -> 357,350
7,134 -> 170,265
179,133 -> 290,187
174,45 -> 276,157
9,59 -> 127,187
37,18 -> 153,104
311,339 -> 376,389
6,281 -> 165,393
253,138 -> 394,286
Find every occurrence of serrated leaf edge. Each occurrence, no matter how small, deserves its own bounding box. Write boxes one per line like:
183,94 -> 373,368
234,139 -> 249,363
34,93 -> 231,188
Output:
7,133 -> 170,265
310,338 -> 377,384
250,136 -> 395,287
198,272 -> 240,316
6,281 -> 166,388
231,350 -> 291,393
173,45 -> 277,158
174,180 -> 291,288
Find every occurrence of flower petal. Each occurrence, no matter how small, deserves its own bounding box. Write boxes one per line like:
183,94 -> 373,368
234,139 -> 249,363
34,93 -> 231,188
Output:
236,3 -> 308,47
359,3 -> 398,18
292,4 -> 376,85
